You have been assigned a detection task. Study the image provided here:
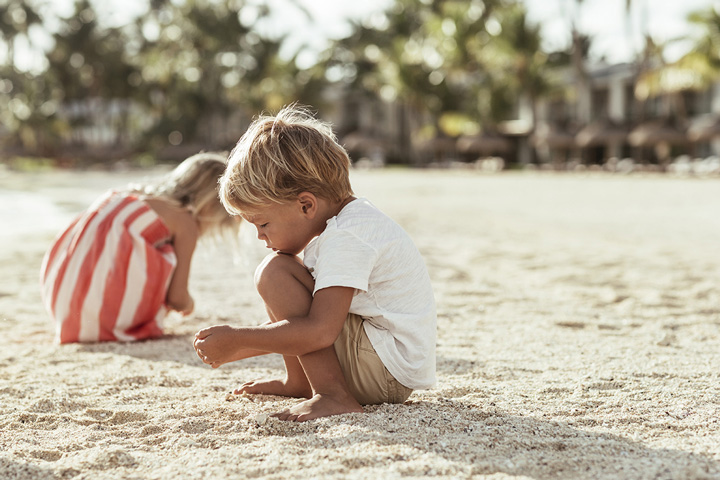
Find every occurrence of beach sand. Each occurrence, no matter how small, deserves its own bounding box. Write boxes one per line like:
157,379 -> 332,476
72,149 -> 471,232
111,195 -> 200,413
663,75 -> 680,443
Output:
1,167 -> 719,479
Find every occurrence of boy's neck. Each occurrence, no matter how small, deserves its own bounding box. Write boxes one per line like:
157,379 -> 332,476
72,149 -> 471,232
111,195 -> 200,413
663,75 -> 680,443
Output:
318,196 -> 356,224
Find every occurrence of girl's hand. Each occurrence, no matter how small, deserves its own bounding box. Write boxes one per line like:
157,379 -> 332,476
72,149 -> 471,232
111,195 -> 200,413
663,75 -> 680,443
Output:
168,292 -> 194,315
179,297 -> 194,315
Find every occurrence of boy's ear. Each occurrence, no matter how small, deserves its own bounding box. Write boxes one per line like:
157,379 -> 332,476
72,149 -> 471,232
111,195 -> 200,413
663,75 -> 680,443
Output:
297,192 -> 317,218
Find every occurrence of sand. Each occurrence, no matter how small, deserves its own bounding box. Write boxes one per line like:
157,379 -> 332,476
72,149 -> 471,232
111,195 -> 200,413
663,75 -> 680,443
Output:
0,167 -> 719,480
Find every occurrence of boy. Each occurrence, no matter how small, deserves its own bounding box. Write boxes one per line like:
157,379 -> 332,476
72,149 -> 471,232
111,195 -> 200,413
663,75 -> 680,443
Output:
193,105 -> 436,422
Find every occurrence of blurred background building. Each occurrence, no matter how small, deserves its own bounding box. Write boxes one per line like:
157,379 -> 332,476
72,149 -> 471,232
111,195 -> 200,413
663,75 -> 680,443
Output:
1,0 -> 719,173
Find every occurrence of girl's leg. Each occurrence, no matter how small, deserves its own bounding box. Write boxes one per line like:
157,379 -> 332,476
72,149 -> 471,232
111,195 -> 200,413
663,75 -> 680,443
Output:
235,253 -> 314,398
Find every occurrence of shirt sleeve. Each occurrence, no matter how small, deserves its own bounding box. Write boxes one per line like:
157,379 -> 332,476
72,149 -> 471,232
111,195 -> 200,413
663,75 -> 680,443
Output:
311,226 -> 377,295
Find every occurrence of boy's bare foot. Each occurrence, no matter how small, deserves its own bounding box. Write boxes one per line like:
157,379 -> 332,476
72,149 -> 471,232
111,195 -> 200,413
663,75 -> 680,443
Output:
271,392 -> 363,422
234,378 -> 312,399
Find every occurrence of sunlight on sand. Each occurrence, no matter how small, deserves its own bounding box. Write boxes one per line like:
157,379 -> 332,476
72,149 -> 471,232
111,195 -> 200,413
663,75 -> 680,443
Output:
1,168 -> 719,479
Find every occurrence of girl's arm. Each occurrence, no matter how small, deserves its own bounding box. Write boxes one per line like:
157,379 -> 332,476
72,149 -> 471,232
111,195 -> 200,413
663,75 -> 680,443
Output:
145,197 -> 199,315
166,214 -> 198,314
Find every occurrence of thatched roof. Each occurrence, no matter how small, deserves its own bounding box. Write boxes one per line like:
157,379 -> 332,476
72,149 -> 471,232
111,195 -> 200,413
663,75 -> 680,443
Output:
341,131 -> 388,153
418,136 -> 456,154
687,115 -> 720,142
456,133 -> 511,154
531,125 -> 576,149
628,122 -> 688,147
575,121 -> 628,147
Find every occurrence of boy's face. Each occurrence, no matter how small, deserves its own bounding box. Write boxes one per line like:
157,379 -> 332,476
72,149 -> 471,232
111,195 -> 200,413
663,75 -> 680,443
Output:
240,200 -> 315,256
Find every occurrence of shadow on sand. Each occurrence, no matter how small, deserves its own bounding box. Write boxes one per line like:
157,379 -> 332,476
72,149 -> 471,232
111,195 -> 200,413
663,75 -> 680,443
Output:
254,397 -> 718,479
73,334 -> 284,371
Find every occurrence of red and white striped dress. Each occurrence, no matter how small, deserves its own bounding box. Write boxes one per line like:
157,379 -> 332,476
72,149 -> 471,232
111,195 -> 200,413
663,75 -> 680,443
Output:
40,190 -> 177,343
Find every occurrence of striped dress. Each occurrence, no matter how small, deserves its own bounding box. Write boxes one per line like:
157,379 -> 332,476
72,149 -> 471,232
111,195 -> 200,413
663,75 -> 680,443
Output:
40,190 -> 177,343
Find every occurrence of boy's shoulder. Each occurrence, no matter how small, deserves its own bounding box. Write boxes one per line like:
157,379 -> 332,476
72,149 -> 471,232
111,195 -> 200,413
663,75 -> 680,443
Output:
328,197 -> 413,248
329,198 -> 400,237
336,197 -> 390,225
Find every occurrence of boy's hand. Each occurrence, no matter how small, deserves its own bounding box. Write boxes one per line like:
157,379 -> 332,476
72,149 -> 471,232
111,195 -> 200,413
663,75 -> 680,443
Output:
193,325 -> 252,368
194,325 -> 228,367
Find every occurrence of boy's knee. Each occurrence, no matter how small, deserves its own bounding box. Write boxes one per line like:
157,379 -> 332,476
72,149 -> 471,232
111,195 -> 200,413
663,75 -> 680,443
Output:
254,253 -> 311,293
254,253 -> 290,287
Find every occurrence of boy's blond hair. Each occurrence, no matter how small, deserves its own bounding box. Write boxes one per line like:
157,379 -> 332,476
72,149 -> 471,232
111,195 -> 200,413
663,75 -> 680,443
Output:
220,104 -> 353,214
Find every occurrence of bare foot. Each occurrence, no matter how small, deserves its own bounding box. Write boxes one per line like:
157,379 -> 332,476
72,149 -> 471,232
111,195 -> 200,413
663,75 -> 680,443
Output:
235,377 -> 312,398
271,392 -> 363,422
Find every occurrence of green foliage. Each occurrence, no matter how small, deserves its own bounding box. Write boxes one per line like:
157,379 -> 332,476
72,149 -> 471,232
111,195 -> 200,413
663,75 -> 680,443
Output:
0,0 -> 646,163
0,0 -> 332,161
327,0 -> 554,138
635,6 -> 720,102
4,156 -> 55,171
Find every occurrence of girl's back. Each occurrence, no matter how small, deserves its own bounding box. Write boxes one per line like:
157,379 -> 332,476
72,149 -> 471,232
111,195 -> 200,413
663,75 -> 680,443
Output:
40,152 -> 237,344
40,190 -> 178,343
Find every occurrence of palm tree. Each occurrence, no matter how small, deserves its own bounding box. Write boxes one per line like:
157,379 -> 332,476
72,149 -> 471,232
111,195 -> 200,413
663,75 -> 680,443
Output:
562,0 -> 591,124
328,0 -> 529,163
46,0 -> 139,157
0,0 -> 42,69
651,6 -> 720,94
127,0 -> 325,154
633,6 -> 720,127
490,4 -> 553,126
0,0 -> 52,156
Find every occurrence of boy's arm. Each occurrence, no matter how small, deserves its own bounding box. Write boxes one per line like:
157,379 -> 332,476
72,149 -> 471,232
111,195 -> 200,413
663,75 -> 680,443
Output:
261,285 -> 355,354
194,286 -> 354,365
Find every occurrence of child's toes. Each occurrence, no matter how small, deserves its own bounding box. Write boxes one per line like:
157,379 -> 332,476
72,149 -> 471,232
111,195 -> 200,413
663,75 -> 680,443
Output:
271,409 -> 292,421
233,382 -> 252,394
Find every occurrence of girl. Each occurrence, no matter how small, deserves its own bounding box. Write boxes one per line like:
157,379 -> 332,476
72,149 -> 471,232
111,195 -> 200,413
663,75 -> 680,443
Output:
40,152 -> 238,344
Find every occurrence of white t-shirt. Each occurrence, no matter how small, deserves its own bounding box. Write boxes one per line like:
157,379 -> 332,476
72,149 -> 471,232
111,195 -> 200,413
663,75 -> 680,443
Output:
303,197 -> 436,389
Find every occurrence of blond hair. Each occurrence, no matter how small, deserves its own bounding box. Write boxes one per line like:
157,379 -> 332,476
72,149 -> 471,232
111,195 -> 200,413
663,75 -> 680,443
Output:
220,104 -> 353,214
132,152 -> 237,237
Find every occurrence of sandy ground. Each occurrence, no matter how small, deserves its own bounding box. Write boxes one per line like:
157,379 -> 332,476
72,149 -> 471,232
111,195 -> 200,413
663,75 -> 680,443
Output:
0,167 -> 719,480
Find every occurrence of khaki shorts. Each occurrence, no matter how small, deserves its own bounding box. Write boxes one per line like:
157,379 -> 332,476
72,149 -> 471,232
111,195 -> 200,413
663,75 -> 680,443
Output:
333,313 -> 413,405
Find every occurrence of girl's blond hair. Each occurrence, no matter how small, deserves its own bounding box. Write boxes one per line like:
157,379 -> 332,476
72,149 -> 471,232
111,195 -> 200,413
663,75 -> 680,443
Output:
220,104 -> 353,214
133,152 -> 237,237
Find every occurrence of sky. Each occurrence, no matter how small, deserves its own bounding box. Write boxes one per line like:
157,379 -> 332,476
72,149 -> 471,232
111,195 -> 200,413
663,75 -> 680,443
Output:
524,0 -> 719,63
12,0 -> 720,71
